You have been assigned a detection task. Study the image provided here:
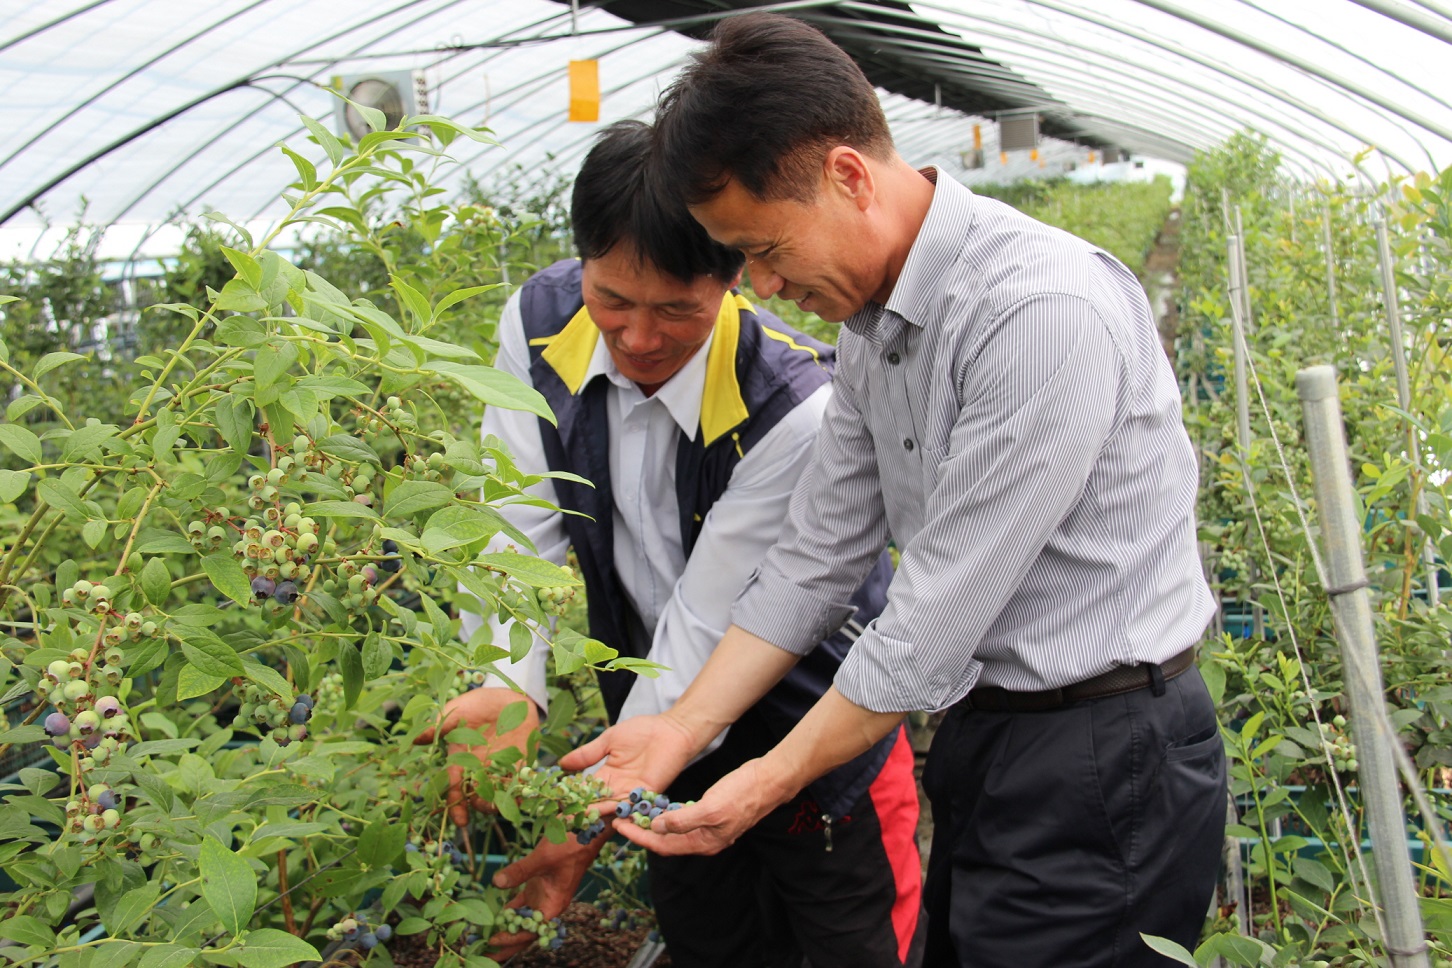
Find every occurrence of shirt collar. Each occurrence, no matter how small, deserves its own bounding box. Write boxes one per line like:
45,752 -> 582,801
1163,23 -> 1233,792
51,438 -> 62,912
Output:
843,166 -> 976,342
598,330 -> 715,442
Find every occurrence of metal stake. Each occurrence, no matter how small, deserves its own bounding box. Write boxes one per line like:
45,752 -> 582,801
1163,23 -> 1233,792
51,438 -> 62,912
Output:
1228,233 -> 1264,638
1296,365 -> 1431,968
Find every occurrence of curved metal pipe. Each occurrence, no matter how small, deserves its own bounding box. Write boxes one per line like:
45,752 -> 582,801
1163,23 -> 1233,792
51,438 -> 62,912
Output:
1346,0 -> 1452,45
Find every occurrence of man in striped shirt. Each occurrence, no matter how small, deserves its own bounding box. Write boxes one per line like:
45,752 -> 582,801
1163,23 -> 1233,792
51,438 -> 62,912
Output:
567,13 -> 1226,967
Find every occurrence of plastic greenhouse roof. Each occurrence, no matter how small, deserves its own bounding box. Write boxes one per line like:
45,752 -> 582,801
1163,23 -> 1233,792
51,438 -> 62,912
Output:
1,0 -> 1450,260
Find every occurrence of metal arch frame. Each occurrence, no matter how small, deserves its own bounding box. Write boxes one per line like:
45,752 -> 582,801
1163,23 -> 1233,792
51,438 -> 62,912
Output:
807,16 -> 1335,178
1123,0 -> 1452,153
112,1 -> 584,260
1348,0 -> 1452,46
815,6 -> 1374,177
1235,0 -> 1451,115
0,0 -> 284,178
0,0 -> 120,55
904,0 -> 1422,174
1,0 -> 455,226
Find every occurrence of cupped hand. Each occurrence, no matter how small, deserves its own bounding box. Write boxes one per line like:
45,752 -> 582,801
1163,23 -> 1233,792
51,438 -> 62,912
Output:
614,758 -> 782,856
559,712 -> 697,801
414,686 -> 540,826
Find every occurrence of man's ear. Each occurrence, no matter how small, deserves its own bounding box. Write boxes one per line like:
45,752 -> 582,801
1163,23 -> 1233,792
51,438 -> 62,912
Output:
824,146 -> 874,212
729,267 -> 745,290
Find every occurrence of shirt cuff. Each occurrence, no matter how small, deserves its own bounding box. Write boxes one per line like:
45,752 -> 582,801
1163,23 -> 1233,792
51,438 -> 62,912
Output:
731,561 -> 858,656
832,626 -> 982,714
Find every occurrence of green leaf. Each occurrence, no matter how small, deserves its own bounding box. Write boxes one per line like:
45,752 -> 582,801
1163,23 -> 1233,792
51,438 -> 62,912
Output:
306,499 -> 380,521
1293,856 -> 1336,893
199,836 -> 257,936
279,145 -> 318,191
1139,934 -> 1199,967
141,557 -> 171,606
423,361 -> 555,424
0,423 -> 42,464
179,626 -> 245,678
138,944 -> 201,968
496,700 -> 529,734
63,422 -> 119,461
0,468 -> 28,503
357,818 -> 406,869
339,639 -> 364,711
135,530 -> 197,554
0,914 -> 56,947
214,394 -> 254,454
300,114 -> 344,165
294,375 -> 371,399
254,340 -> 299,393
362,632 -> 391,679
410,115 -> 498,143
37,478 -> 90,519
390,278 -> 432,327
395,916 -> 431,935
242,660 -> 294,699
220,246 -> 263,288
215,316 -> 268,347
110,881 -> 161,935
202,553 -> 253,606
235,928 -> 321,968
385,479 -> 454,518
82,517 -> 107,548
178,663 -> 228,701
215,278 -> 268,313
432,284 -> 502,322
317,433 -> 381,466
509,619 -> 533,663
33,351 -> 87,379
478,552 -> 582,588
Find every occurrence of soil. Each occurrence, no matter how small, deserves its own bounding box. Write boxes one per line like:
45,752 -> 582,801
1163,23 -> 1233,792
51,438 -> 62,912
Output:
382,903 -> 671,968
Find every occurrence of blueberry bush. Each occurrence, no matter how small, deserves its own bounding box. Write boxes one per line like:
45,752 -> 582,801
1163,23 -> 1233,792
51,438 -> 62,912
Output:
0,108 -> 651,968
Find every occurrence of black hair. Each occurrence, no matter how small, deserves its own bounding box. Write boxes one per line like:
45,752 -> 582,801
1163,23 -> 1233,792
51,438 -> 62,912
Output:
570,119 -> 744,285
654,12 -> 894,204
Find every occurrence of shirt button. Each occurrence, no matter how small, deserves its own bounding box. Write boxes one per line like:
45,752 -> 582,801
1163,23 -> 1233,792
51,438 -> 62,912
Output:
887,352 -> 901,365
904,438 -> 915,452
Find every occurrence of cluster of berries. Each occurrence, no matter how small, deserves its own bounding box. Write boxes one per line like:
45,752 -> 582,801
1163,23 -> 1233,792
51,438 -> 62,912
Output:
182,506 -> 233,553
497,763 -> 610,836
244,455 -> 309,511
234,501 -> 324,598
234,681 -> 314,746
404,838 -> 469,869
535,578 -> 578,617
596,905 -> 654,933
42,691 -> 131,764
496,906 -> 567,951
1322,714 -> 1358,772
324,914 -> 393,950
361,395 -> 416,436
615,788 -> 689,829
399,449 -> 450,484
64,782 -> 123,838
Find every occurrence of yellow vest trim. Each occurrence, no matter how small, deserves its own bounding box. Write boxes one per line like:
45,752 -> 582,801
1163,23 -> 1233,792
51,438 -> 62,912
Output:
758,325 -> 824,366
536,294 -> 750,447
539,304 -> 602,394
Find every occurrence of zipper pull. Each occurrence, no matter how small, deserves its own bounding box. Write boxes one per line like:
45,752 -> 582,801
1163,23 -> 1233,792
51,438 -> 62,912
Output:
822,813 -> 834,853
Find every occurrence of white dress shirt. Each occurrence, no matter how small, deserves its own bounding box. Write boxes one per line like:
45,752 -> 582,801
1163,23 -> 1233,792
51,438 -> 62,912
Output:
459,288 -> 832,723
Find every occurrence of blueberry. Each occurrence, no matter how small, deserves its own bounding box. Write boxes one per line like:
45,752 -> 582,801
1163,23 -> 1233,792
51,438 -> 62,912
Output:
295,693 -> 314,709
629,787 -> 645,803
44,712 -> 70,737
654,794 -> 670,808
635,801 -> 651,815
648,807 -> 663,819
288,702 -> 310,725
361,933 -> 378,949
576,831 -> 591,844
668,802 -> 683,811
648,930 -> 661,943
550,938 -> 564,950
518,906 -> 533,919
251,576 -> 275,600
344,927 -> 359,940
614,802 -> 631,818
96,790 -> 118,811
272,580 -> 298,605
405,842 -> 418,852
375,924 -> 392,941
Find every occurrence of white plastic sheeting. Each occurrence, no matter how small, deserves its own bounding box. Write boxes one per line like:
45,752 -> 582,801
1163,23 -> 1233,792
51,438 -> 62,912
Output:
0,0 -> 1449,259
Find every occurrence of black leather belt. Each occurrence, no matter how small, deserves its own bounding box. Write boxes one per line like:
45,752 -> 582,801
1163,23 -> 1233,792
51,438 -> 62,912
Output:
959,648 -> 1197,713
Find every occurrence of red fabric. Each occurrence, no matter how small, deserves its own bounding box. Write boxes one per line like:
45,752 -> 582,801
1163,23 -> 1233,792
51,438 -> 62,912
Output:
869,726 -> 923,964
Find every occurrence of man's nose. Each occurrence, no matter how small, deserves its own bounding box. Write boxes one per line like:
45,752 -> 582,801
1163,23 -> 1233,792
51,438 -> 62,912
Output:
618,320 -> 662,354
746,255 -> 785,300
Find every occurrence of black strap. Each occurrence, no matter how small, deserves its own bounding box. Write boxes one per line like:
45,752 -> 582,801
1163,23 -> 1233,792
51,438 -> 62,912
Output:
1325,577 -> 1370,597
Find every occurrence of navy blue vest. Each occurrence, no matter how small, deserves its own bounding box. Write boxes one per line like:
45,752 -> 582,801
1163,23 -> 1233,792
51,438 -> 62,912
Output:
518,259 -> 896,818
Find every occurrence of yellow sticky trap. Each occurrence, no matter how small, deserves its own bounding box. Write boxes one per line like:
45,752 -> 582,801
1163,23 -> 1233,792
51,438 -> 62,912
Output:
1030,148 -> 1039,161
999,151 -> 1008,165
1088,150 -> 1097,163
972,124 -> 982,150
568,60 -> 600,122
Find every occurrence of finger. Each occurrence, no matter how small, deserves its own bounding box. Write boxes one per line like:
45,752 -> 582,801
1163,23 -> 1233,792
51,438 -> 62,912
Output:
486,930 -> 536,959
612,817 -> 726,857
558,729 -> 611,772
492,849 -> 553,889
649,800 -> 710,836
446,765 -> 469,828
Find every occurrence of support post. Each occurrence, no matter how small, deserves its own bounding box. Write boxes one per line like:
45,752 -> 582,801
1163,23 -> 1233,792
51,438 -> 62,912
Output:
1296,365 -> 1430,968
1227,233 -> 1263,637
1233,207 -> 1253,334
1375,220 -> 1439,607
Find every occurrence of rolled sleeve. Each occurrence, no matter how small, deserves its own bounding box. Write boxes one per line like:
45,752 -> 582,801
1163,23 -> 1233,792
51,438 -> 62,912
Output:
836,295 -> 1123,713
732,362 -> 892,653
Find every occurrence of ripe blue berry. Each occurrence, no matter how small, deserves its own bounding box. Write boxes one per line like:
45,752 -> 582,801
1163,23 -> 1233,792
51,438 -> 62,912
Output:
361,933 -> 378,949
648,807 -> 663,819
251,576 -> 275,600
96,791 -> 119,811
614,802 -> 631,818
272,581 -> 298,605
44,712 -> 70,737
634,802 -> 651,815
375,924 -> 392,942
654,794 -> 670,809
550,938 -> 564,950
288,702 -> 310,725
295,693 -> 314,709
629,787 -> 645,803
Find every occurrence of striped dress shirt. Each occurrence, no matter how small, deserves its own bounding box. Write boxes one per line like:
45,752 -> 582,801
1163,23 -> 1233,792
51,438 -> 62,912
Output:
731,171 -> 1215,714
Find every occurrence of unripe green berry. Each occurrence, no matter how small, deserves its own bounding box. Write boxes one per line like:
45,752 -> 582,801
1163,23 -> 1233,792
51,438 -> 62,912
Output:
64,680 -> 88,701
248,474 -> 266,490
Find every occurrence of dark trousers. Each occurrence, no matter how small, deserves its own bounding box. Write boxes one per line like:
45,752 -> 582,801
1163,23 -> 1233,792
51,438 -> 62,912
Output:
651,726 -> 925,968
921,666 -> 1226,968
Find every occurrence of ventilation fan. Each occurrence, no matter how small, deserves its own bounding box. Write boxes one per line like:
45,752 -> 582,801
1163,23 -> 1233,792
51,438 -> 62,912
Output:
960,148 -> 985,170
332,71 -> 428,140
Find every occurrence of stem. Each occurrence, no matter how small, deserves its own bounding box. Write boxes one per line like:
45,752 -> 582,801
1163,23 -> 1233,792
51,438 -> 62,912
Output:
0,358 -> 75,429
278,848 -> 297,934
114,481 -> 165,576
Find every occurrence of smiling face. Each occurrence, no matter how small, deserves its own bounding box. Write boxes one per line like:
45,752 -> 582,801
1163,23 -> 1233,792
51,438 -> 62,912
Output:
580,246 -> 735,394
687,148 -> 889,323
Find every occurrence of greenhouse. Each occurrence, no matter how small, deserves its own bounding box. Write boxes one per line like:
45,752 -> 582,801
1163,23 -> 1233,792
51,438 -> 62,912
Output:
1,0 -> 1451,966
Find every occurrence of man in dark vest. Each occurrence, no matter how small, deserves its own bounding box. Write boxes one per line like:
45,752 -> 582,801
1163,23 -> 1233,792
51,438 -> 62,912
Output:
432,120 -> 923,968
